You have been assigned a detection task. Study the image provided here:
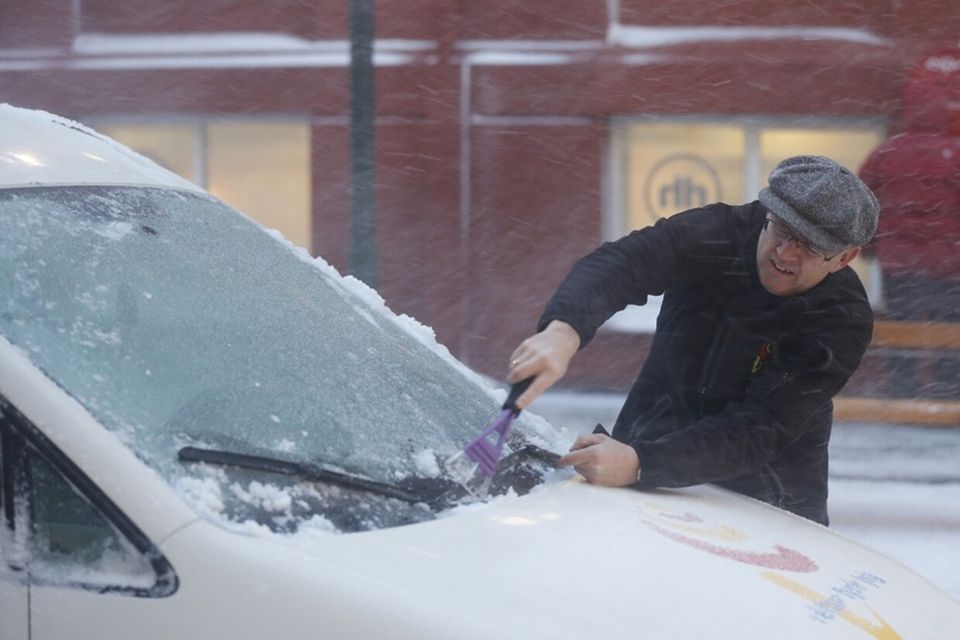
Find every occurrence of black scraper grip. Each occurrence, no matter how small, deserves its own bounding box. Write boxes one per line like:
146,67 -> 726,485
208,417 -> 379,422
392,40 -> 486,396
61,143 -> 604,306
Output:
502,376 -> 535,413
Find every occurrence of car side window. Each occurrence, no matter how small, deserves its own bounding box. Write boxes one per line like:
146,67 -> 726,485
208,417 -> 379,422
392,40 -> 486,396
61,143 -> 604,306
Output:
0,419 -> 25,570
0,428 -> 7,561
22,446 -> 159,592
26,450 -> 150,574
1,427 -> 5,527
0,401 -> 175,595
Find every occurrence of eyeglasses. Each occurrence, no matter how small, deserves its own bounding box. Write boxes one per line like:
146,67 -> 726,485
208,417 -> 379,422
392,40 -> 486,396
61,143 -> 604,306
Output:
763,217 -> 840,262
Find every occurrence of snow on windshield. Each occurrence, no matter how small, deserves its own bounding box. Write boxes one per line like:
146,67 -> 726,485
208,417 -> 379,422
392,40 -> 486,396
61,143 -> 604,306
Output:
0,185 -> 570,536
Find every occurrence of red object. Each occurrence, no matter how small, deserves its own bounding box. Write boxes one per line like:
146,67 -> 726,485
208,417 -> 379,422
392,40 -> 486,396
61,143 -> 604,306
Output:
860,49 -> 960,280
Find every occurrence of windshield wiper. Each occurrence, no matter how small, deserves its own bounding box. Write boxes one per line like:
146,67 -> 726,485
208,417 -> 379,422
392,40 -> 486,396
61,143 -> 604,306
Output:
178,442 -> 561,507
178,446 -> 427,503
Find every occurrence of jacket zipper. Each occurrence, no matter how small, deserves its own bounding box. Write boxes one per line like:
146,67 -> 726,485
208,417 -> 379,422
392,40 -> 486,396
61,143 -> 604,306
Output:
697,318 -> 733,409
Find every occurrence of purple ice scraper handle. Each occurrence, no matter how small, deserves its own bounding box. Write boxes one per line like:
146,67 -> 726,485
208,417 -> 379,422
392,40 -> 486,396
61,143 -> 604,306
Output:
462,377 -> 534,477
462,408 -> 515,477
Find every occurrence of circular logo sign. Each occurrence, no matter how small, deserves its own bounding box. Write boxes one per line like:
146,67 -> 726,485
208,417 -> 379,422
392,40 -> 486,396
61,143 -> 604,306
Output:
643,154 -> 722,221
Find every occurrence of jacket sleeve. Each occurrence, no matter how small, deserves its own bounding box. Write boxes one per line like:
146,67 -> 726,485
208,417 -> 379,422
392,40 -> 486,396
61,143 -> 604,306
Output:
632,302 -> 873,488
538,205 -> 739,347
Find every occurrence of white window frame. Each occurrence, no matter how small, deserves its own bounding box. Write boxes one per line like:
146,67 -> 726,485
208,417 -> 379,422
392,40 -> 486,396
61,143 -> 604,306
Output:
603,115 -> 888,333
84,113 -> 313,190
84,113 -> 315,250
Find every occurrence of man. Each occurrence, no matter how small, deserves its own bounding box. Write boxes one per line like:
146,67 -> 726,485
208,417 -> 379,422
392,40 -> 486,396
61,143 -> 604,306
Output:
507,155 -> 879,525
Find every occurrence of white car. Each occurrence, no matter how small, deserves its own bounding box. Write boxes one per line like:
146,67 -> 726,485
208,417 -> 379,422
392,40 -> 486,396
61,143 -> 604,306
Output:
0,103 -> 957,639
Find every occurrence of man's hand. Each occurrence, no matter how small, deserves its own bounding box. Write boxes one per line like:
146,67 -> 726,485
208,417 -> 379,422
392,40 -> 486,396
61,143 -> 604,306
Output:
506,320 -> 581,410
559,434 -> 640,487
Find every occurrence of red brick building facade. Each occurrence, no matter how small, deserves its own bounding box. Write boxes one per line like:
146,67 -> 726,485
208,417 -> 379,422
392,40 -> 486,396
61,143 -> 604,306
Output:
2,1 -> 958,396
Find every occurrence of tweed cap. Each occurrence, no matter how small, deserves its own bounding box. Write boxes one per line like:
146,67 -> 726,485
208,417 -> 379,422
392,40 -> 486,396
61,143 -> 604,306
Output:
758,155 -> 880,254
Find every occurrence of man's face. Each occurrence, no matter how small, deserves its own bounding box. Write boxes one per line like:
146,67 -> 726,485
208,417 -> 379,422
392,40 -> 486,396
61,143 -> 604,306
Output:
756,214 -> 861,296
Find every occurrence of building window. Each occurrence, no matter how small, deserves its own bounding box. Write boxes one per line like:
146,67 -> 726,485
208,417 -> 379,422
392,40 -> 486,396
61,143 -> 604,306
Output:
606,117 -> 886,332
90,119 -> 312,252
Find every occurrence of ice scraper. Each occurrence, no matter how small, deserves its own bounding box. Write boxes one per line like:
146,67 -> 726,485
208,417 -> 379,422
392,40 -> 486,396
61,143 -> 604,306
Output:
444,377 -> 534,498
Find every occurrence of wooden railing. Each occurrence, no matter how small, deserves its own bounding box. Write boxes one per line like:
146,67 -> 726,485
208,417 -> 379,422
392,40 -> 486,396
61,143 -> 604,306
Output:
870,320 -> 960,350
836,320 -> 960,426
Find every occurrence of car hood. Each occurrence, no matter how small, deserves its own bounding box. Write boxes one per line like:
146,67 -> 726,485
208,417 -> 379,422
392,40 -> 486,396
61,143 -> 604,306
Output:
205,478 -> 959,639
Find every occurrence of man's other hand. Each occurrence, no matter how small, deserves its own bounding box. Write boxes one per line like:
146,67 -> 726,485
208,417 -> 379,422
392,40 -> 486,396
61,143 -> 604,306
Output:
559,433 -> 640,487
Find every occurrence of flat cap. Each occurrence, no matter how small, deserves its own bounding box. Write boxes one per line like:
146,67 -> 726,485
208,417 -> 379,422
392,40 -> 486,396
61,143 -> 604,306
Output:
758,155 -> 880,253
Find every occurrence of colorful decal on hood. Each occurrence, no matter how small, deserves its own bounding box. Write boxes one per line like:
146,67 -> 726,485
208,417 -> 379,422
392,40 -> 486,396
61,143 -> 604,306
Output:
636,502 -> 815,572
634,497 -> 901,639
647,521 -> 817,572
653,510 -> 746,540
762,572 -> 899,639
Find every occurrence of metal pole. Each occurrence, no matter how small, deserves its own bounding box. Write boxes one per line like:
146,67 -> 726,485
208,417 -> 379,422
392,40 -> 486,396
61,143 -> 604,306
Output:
348,0 -> 377,288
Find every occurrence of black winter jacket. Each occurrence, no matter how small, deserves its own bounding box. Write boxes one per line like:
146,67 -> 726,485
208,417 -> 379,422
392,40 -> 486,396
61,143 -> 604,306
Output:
539,202 -> 873,525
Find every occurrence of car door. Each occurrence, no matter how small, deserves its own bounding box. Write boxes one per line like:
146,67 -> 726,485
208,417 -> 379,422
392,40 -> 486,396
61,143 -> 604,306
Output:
0,398 -> 178,640
0,416 -> 30,640
0,550 -> 29,640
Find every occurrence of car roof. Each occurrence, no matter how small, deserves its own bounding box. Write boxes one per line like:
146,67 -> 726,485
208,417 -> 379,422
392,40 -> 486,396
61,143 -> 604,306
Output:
0,103 -> 203,193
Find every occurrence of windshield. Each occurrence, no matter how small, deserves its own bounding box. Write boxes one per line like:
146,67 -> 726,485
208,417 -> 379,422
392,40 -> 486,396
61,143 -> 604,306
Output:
0,186 -> 561,532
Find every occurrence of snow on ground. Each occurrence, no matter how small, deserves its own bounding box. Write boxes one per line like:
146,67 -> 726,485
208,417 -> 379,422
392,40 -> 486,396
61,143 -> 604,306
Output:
531,391 -> 960,601
828,421 -> 960,600
830,478 -> 960,600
